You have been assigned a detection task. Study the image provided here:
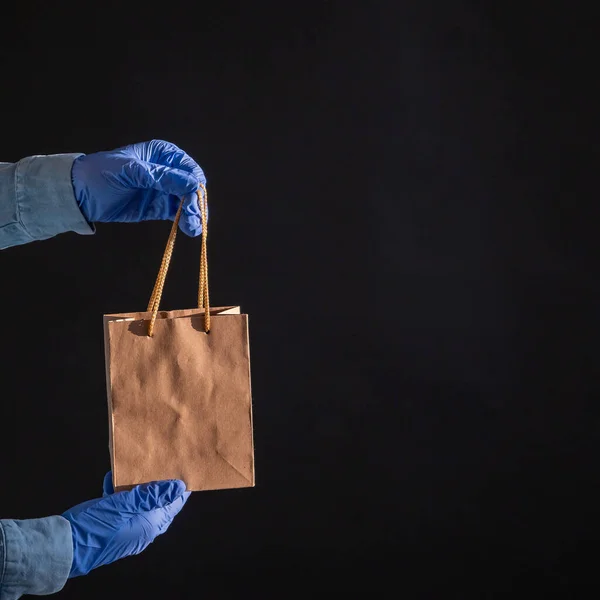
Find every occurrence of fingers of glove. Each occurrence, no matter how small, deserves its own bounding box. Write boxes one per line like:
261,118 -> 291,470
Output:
142,191 -> 203,225
125,140 -> 178,162
142,491 -> 191,540
119,160 -> 198,197
145,190 -> 207,234
162,490 -> 191,524
103,472 -> 115,497
179,192 -> 203,237
170,150 -> 206,185
179,214 -> 203,237
125,140 -> 182,165
126,140 -> 206,184
109,479 -> 187,515
141,193 -> 181,221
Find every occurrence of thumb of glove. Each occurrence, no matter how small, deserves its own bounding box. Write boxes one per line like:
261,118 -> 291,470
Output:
102,471 -> 115,497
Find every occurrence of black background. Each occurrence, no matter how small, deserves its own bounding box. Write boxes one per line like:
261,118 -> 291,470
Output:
1,1 -> 599,596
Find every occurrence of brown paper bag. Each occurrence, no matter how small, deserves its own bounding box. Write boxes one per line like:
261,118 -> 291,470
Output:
103,188 -> 254,492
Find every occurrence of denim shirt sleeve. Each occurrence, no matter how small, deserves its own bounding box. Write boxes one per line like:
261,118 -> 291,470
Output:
0,517 -> 73,599
0,154 -> 94,250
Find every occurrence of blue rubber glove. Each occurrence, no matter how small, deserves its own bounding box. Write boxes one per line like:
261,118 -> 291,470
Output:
71,140 -> 206,237
62,472 -> 190,578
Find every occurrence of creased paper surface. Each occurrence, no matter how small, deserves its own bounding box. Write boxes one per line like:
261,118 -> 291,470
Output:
104,307 -> 254,492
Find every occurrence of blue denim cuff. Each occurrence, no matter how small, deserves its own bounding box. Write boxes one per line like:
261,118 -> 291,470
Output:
0,517 -> 73,600
15,153 -> 93,240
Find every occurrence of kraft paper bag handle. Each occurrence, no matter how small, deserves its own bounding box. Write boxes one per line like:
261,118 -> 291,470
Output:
146,184 -> 209,337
